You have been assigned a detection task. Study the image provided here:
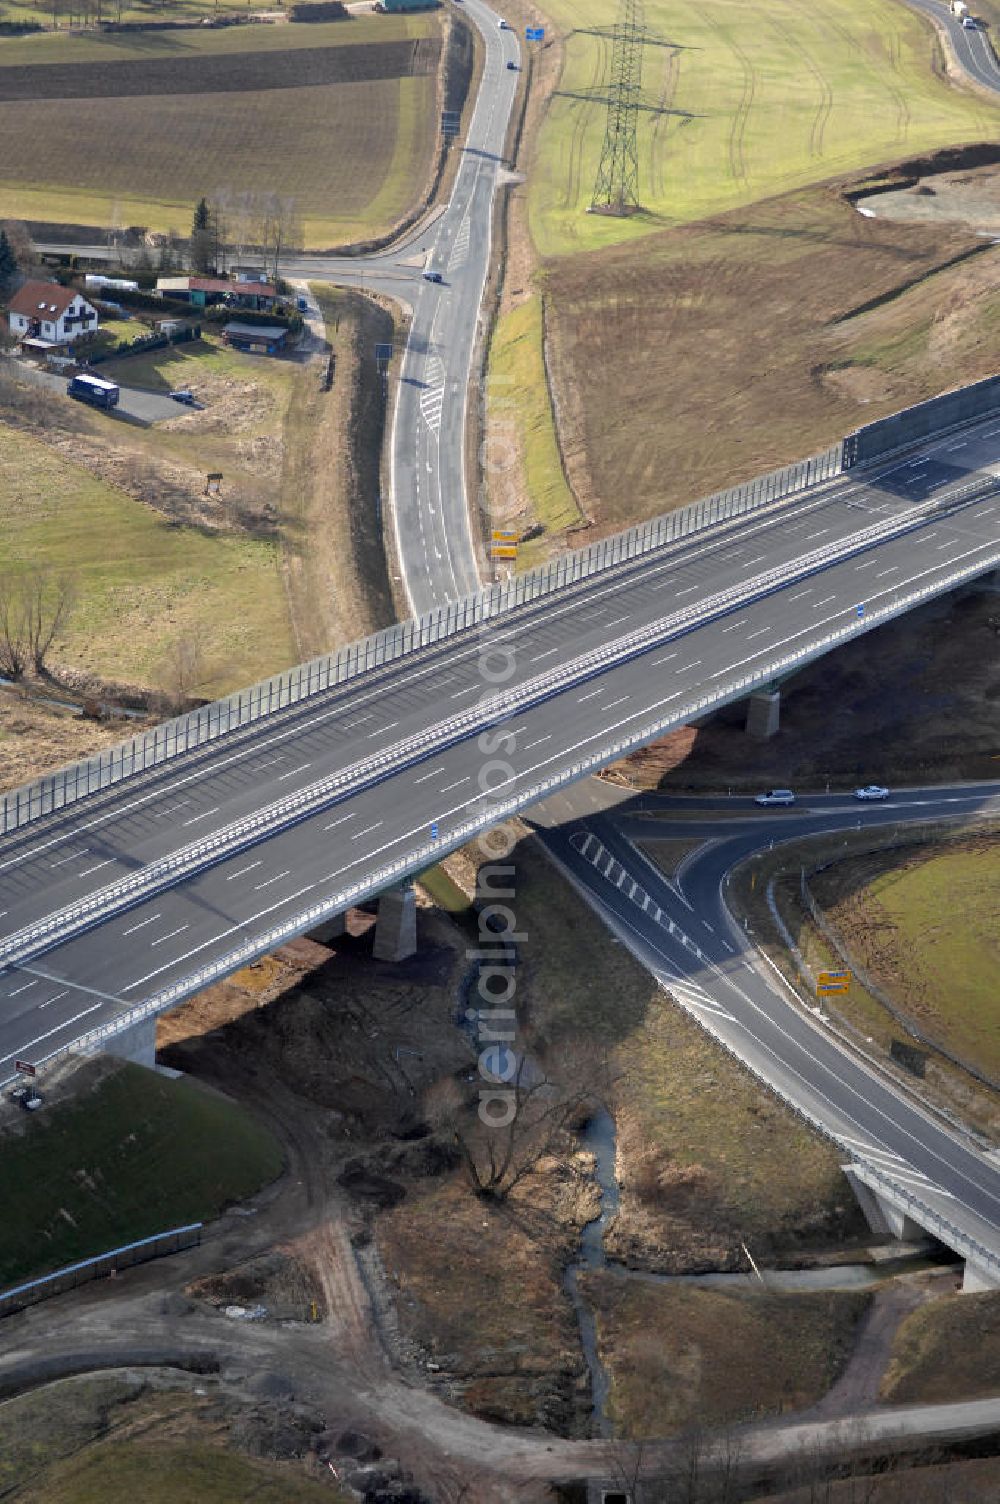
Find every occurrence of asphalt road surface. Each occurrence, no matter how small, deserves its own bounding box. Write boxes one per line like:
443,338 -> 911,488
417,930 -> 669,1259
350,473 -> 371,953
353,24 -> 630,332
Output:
0,419 -> 997,1079
530,776 -> 1000,1264
905,0 -> 1000,93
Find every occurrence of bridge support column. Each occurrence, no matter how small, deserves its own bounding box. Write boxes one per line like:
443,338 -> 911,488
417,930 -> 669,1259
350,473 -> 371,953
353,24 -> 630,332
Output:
745,688 -> 781,741
963,1259 -> 1000,1292
842,1165 -> 924,1242
307,912 -> 346,945
373,883 -> 417,962
103,1013 -> 157,1069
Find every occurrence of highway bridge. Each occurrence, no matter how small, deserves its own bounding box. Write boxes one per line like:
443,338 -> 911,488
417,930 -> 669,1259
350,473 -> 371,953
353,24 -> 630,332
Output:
0,410 -> 998,1086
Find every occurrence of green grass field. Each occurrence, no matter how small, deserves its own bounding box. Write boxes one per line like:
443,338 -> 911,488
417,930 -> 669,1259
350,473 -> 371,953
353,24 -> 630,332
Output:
0,415 -> 296,695
0,16 -> 439,245
530,0 -> 999,256
882,1290 -> 1000,1404
0,1061 -> 282,1286
824,841 -> 1000,1079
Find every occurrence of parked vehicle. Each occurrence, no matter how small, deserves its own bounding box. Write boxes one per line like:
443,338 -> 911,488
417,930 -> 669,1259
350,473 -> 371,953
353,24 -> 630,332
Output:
754,788 -> 795,806
170,389 -> 197,405
67,373 -> 119,409
498,18 -> 510,27
951,1 -> 969,17
10,1086 -> 43,1111
855,784 -> 890,801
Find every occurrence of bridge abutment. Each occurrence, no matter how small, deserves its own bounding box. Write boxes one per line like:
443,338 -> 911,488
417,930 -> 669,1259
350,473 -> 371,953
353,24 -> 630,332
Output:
745,687 -> 781,740
373,883 -> 417,962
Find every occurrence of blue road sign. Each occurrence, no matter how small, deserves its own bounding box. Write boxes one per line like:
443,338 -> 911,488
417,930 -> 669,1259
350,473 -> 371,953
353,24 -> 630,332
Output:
431,821 -> 439,840
441,110 -> 461,137
375,343 -> 393,363
856,603 -> 865,618
526,25 -> 544,39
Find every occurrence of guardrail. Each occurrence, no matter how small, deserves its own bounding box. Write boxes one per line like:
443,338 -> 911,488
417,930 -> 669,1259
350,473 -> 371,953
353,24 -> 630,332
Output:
0,1222 -> 202,1317
0,439 -> 846,838
5,478 -> 996,971
3,376 -> 1000,840
9,505 -> 1000,1088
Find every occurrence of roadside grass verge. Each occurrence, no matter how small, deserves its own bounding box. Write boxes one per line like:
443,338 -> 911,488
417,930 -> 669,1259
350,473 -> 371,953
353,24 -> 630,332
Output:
23,1443 -> 344,1504
811,838 -> 1000,1082
0,17 -> 439,246
584,1279 -> 871,1437
486,296 -> 583,560
881,1290 -> 1000,1404
0,418 -> 295,696
0,1060 -> 282,1287
529,0 -> 999,257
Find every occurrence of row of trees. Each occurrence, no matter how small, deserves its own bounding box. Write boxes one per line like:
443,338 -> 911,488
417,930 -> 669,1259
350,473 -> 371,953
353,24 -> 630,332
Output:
191,191 -> 303,281
0,572 -> 77,680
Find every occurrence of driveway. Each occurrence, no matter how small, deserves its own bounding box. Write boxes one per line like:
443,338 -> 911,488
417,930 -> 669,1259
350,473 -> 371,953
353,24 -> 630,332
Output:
5,357 -> 188,425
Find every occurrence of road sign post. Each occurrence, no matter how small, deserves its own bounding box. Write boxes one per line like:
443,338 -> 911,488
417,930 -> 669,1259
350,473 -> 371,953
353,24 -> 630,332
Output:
490,528 -> 519,562
816,969 -> 850,995
526,25 -> 545,40
14,1060 -> 36,1077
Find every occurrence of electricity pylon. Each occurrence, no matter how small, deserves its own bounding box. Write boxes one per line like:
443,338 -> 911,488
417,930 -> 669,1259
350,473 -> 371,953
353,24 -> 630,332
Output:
591,0 -> 645,215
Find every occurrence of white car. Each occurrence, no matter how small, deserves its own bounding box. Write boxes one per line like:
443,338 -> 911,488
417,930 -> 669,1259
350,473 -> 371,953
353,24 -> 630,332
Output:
962,15 -> 977,27
755,788 -> 795,806
855,784 -> 890,801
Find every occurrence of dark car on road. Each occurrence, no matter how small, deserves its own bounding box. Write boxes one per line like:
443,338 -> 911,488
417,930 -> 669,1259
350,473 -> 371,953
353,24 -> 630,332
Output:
422,270 -> 444,284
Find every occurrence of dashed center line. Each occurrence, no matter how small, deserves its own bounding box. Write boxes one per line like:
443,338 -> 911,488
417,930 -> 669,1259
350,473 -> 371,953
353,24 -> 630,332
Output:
150,924 -> 189,948
276,762 -> 311,782
254,870 -> 290,891
226,861 -> 263,882
122,913 -> 161,937
182,806 -> 220,826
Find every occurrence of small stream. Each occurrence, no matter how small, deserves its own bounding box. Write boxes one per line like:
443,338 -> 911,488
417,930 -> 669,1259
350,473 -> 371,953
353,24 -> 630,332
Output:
563,1109 -> 938,1438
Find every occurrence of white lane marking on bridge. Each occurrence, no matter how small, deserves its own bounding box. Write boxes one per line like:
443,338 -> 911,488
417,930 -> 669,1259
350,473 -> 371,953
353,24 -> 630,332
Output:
39,989 -> 68,1011
0,1002 -> 102,1067
412,768 -> 445,785
351,820 -> 384,840
227,860 -> 263,882
121,913 -> 161,936
530,647 -> 560,662
652,652 -> 678,664
155,800 -> 191,818
50,851 -> 83,869
254,870 -> 290,891
150,923 -> 189,948
323,811 -> 356,829
7,979 -> 39,997
78,859 -> 114,877
277,762 -> 311,781
182,806 -> 220,826
524,736 -> 551,750
439,776 -> 470,792
603,696 -> 630,710
370,722 -> 398,738
578,687 -> 603,703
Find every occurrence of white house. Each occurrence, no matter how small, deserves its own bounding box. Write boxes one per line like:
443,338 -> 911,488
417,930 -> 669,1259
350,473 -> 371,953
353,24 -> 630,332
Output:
6,280 -> 99,348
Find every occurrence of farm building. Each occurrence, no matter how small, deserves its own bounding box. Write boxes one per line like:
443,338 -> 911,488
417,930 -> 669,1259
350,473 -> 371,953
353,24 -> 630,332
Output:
222,321 -> 289,355
6,280 -> 99,350
380,0 -> 440,10
155,276 -> 280,312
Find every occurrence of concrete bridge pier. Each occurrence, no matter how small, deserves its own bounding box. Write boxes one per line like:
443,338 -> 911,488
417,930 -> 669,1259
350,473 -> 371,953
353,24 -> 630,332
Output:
102,1013 -> 158,1070
373,882 -> 417,962
745,686 -> 781,740
843,1165 -> 924,1243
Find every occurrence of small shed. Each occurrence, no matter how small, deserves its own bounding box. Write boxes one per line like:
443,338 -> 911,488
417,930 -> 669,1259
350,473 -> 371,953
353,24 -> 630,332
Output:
222,321 -> 289,355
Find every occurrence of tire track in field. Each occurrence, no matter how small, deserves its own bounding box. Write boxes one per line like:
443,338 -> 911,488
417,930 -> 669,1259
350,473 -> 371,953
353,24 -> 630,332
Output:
648,44 -> 682,202
562,32 -> 609,209
765,9 -> 834,160
823,9 -> 910,145
703,11 -> 755,186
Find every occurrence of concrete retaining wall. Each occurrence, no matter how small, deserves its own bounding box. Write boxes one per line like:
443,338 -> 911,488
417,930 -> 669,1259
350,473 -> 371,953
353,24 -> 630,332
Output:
845,374 -> 1000,467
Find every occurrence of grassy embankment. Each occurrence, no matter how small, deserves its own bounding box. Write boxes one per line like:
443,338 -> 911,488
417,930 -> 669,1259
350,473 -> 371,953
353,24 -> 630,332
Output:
0,15 -> 440,246
378,832 -> 866,1433
0,1060 -> 282,1287
882,1290 -> 1000,1403
492,0 -> 1000,545
0,1377 -> 350,1504
811,838 -> 1000,1080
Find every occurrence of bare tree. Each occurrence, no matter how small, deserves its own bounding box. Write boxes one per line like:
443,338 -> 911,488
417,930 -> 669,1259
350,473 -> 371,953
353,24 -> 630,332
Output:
157,631 -> 209,712
427,1042 -> 614,1201
0,575 -> 27,679
22,570 -> 76,675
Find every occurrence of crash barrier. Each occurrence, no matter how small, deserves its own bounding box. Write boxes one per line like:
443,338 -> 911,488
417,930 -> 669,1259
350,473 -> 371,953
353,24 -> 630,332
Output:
844,373 -> 1000,468
0,1223 -> 202,1317
2,371 -> 998,838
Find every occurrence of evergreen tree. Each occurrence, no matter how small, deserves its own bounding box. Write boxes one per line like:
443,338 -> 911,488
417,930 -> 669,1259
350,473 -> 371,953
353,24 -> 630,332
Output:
190,198 -> 215,274
0,229 -> 17,297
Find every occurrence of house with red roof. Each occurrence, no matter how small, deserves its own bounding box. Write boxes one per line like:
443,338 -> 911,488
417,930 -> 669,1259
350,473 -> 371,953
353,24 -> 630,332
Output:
6,280 -> 99,349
